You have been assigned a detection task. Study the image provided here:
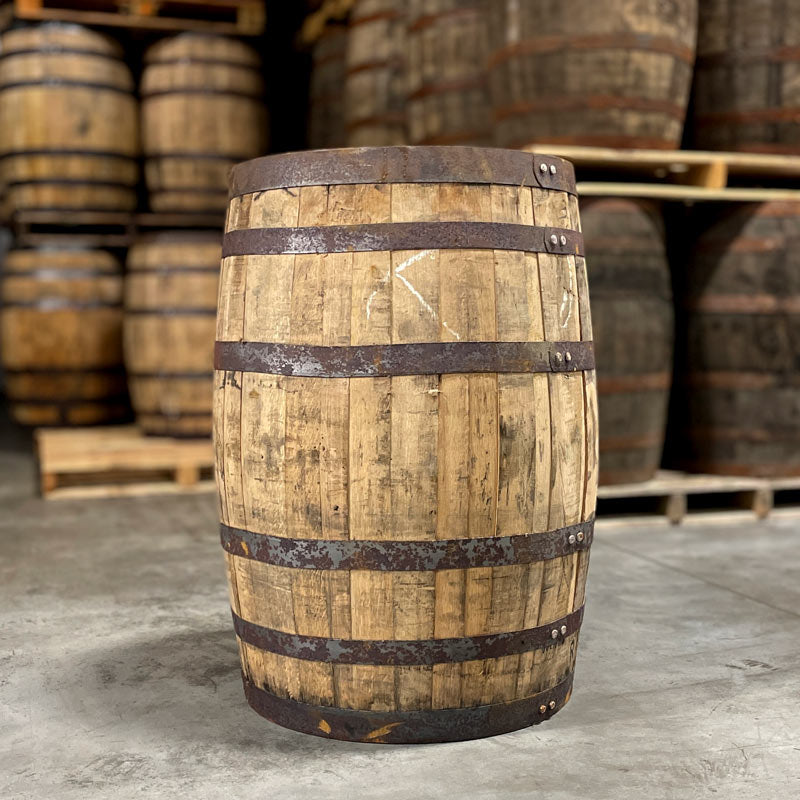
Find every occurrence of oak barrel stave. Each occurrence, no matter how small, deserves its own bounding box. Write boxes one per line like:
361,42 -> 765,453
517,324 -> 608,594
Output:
215,146 -> 597,743
692,0 -> 800,153
582,199 -> 673,485
679,202 -> 800,476
0,247 -> 128,426
124,232 -> 220,438
0,24 -> 138,214
487,0 -> 698,150
141,34 -> 268,213
344,0 -> 407,146
406,0 -> 492,147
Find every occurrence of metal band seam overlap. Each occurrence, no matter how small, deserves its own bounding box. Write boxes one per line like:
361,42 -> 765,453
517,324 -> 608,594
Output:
214,340 -> 595,378
220,517 -> 594,570
242,672 -> 574,743
233,606 -> 583,665
222,222 -> 583,258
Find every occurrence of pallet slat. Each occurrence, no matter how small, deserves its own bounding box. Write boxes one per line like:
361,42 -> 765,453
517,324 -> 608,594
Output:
35,426 -> 215,500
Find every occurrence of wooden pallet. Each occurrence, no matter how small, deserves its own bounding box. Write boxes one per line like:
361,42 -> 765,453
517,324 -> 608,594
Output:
596,470 -> 780,525
0,0 -> 265,35
525,145 -> 800,203
36,425 -> 215,500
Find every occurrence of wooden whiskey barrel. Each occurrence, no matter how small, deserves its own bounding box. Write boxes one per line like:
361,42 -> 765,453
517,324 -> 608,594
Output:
0,24 -> 138,214
406,0 -> 491,146
309,24 -> 348,149
345,0 -> 407,146
0,246 -> 128,426
216,146 -> 597,743
141,34 -> 268,214
124,232 -> 220,438
692,0 -> 800,153
678,202 -> 800,477
487,0 -> 698,150
581,199 -> 673,485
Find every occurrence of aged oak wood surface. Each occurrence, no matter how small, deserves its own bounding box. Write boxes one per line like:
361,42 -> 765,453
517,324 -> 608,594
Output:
406,0 -> 491,147
582,198 -> 673,485
678,201 -> 800,477
214,146 -> 597,743
141,33 -> 268,213
487,0 -> 698,150
0,24 -> 138,214
124,232 -> 221,438
0,247 -> 128,426
693,0 -> 800,153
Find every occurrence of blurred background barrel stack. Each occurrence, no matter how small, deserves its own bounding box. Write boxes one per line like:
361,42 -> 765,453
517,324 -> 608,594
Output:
675,202 -> 800,477
124,232 -> 221,438
692,0 -> 800,153
141,34 -> 268,213
0,246 -> 128,426
308,23 -> 348,149
406,0 -> 491,146
581,199 -> 674,485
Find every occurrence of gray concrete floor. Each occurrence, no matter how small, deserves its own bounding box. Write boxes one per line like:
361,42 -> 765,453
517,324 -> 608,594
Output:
2,421 -> 800,799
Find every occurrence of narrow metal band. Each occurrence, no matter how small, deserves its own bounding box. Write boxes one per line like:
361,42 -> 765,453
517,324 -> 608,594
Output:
3,366 -> 124,376
242,672 -> 574,744
221,518 -> 593,571
234,606 -> 582,666
126,307 -> 216,316
222,222 -> 583,258
13,393 -> 128,406
214,340 -> 595,378
141,87 -> 261,100
0,79 -> 132,95
695,108 -> 800,125
137,409 -> 212,418
697,46 -> 800,67
2,269 -> 120,279
3,299 -> 121,310
5,178 -> 134,189
229,147 -> 577,197
0,48 -> 122,61
494,95 -> 688,123
144,57 -> 260,70
407,75 -> 488,101
0,148 -> 136,160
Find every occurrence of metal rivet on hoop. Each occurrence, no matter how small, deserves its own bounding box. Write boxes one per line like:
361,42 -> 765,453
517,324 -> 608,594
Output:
577,531 -> 585,542
549,700 -> 556,710
565,352 -> 572,363
560,235 -> 567,246
550,233 -> 559,245
539,704 -> 547,714
568,534 -> 576,545
539,163 -> 549,174
561,625 -> 568,635
551,629 -> 559,639
550,165 -> 557,175
553,352 -> 563,364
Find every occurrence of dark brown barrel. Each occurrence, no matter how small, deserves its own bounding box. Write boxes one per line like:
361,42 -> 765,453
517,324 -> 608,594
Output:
0,24 -> 138,214
678,202 -> 800,477
406,0 -> 491,146
344,0 -> 407,146
487,0 -> 698,150
141,34 -> 268,213
217,146 -> 597,743
0,247 -> 128,426
124,232 -> 220,438
692,0 -> 800,153
582,199 -> 673,485
308,24 -> 348,149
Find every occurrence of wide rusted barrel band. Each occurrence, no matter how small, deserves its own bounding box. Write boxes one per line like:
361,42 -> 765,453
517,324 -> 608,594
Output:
222,222 -> 583,258
243,673 -> 574,744
228,147 -> 577,197
233,606 -> 583,666
220,518 -> 593,571
214,341 -> 595,378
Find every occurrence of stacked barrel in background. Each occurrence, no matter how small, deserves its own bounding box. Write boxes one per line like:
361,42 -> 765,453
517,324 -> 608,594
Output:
140,33 -> 268,213
308,24 -> 348,149
692,0 -> 800,153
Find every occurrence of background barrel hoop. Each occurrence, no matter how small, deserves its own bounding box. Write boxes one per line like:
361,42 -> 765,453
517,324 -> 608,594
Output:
145,152 -> 256,162
141,88 -> 262,100
220,517 -> 594,571
0,148 -> 137,160
2,300 -> 122,310
242,672 -> 574,744
125,307 -> 217,316
0,79 -> 133,95
1,269 -> 121,279
232,606 -> 583,666
0,48 -> 124,62
228,147 -> 577,197
214,340 -> 596,377
222,223 -> 583,258
4,178 -> 136,189
129,371 -> 215,380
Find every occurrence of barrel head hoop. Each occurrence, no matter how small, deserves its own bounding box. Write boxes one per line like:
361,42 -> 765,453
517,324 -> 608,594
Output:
228,147 -> 577,197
